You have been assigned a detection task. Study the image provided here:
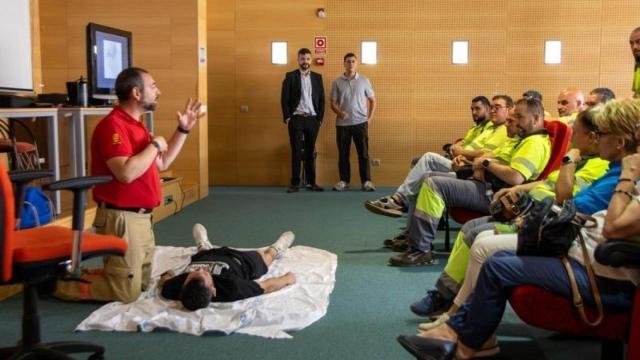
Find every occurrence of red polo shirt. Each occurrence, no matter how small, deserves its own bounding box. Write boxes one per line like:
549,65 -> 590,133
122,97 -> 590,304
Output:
91,107 -> 161,209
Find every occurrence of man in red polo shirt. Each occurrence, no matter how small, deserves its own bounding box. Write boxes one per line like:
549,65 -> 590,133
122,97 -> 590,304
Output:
55,67 -> 203,303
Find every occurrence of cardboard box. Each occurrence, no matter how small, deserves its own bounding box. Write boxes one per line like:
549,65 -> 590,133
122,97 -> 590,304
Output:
152,177 -> 184,223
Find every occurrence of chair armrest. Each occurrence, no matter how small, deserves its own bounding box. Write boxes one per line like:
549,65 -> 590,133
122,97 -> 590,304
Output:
9,170 -> 53,184
594,240 -> 640,268
8,170 -> 53,222
42,176 -> 112,232
43,175 -> 111,192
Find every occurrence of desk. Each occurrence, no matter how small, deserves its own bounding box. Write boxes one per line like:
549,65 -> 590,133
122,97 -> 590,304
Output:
58,107 -> 154,177
0,108 -> 61,214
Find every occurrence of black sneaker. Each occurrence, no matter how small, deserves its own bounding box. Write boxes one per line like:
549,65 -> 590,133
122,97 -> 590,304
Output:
383,231 -> 409,248
391,239 -> 409,252
389,250 -> 436,267
410,289 -> 453,317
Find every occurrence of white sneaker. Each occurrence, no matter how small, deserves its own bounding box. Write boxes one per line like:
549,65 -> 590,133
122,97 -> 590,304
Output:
193,223 -> 214,251
362,181 -> 376,192
333,181 -> 349,191
270,231 -> 295,258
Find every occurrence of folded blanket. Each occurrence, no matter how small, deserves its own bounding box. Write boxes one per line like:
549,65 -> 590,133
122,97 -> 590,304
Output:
76,245 -> 337,339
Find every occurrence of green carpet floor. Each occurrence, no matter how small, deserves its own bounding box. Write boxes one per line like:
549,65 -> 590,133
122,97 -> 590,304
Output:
0,187 -> 606,359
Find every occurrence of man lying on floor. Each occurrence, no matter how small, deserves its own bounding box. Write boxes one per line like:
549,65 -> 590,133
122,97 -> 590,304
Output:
159,224 -> 296,310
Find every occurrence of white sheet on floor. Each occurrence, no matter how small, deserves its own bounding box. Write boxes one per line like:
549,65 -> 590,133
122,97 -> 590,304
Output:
75,245 -> 337,339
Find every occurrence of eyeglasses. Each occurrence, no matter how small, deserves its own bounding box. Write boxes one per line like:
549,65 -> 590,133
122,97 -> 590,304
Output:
595,129 -> 612,138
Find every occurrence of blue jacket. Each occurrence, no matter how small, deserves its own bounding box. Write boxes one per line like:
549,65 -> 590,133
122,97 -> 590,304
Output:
573,161 -> 621,215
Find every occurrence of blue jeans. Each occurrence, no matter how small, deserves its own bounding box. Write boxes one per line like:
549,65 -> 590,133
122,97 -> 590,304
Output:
447,251 -> 634,349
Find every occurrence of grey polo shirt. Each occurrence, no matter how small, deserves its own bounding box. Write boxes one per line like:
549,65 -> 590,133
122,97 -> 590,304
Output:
330,73 -> 375,126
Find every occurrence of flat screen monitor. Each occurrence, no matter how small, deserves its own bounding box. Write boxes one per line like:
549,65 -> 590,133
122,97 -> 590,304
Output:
86,23 -> 132,103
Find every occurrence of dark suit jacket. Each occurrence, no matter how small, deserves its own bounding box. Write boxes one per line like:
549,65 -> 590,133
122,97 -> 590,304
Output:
280,70 -> 325,124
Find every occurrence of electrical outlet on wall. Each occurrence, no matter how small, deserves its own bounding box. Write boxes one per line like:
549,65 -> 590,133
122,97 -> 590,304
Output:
371,159 -> 381,166
240,105 -> 249,113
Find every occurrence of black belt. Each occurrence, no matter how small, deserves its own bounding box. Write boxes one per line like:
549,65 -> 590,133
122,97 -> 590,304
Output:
293,113 -> 315,118
98,202 -> 153,214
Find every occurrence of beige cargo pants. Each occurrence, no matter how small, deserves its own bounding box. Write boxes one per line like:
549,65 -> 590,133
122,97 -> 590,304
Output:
54,207 -> 155,303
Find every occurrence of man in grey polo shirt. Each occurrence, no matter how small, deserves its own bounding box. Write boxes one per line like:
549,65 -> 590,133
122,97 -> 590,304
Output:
330,52 -> 377,191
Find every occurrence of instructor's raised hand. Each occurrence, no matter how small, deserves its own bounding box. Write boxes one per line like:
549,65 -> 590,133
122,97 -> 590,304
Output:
177,98 -> 206,131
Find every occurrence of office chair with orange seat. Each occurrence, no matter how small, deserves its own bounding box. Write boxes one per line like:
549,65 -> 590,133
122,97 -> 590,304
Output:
0,164 -> 128,360
508,240 -> 640,360
442,120 -> 572,249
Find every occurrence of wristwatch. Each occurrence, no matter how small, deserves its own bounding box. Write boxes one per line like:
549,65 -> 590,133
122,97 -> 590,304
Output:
177,126 -> 190,134
482,158 -> 492,168
151,140 -> 162,151
561,155 -> 574,165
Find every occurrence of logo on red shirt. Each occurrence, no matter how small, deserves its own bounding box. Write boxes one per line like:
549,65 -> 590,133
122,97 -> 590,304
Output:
112,133 -> 121,145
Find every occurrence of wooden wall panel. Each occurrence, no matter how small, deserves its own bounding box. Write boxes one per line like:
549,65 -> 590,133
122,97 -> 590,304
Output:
235,70 -> 288,119
39,18 -> 67,71
208,73 -> 236,116
505,28 -> 601,75
415,30 -> 507,74
414,0 -> 508,30
508,0 -> 602,28
597,72 -> 636,101
601,1 -> 640,27
329,1 -> 413,31
39,0 -> 208,201
208,0 -> 640,187
601,26 -> 637,74
207,0 -> 236,184
236,118 -> 289,161
236,0 -> 325,31
208,0 -> 235,31
197,0 -> 209,198
30,0 -> 43,94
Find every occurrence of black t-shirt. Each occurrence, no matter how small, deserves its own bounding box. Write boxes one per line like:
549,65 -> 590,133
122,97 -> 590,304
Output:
161,247 -> 264,303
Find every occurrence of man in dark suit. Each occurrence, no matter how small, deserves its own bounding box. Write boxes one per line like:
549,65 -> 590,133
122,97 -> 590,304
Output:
281,48 -> 325,193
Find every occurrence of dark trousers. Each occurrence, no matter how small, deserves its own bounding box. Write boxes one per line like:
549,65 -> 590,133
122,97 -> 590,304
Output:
288,115 -> 320,186
336,122 -> 371,184
447,251 -> 634,349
